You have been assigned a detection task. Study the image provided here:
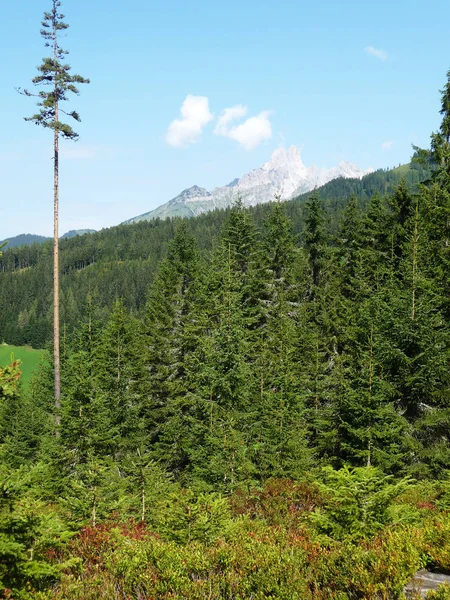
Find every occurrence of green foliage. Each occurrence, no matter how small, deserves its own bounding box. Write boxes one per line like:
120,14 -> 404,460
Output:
0,359 -> 50,468
423,514 -> 450,572
0,464 -> 72,598
0,359 -> 21,399
0,346 -> 46,390
41,511 -> 430,600
121,449 -> 174,522
425,585 -> 450,600
59,457 -> 124,528
3,61 -> 450,600
153,489 -> 232,544
311,466 -> 413,539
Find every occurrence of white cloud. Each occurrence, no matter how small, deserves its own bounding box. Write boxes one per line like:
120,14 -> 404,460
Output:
214,104 -> 248,136
364,46 -> 388,60
166,95 -> 213,147
214,105 -> 272,150
381,140 -> 394,151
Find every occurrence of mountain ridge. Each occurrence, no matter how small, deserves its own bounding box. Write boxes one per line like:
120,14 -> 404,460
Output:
123,146 -> 372,224
0,229 -> 96,249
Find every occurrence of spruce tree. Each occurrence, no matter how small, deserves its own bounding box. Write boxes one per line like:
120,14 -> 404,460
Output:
303,192 -> 328,292
417,70 -> 450,316
180,202 -> 261,489
138,224 -> 201,471
250,202 -> 311,478
419,68 -> 450,187
335,196 -> 363,298
95,301 -> 142,455
59,294 -> 114,463
19,0 -> 89,429
387,180 -> 415,266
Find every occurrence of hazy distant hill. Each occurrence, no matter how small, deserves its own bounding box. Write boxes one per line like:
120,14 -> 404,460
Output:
0,234 -> 50,249
61,229 -> 96,240
0,229 -> 96,249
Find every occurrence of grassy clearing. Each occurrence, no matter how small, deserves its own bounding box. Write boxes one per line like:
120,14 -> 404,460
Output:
0,343 -> 47,389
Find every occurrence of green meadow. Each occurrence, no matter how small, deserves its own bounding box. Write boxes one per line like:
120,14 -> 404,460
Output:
0,343 -> 46,389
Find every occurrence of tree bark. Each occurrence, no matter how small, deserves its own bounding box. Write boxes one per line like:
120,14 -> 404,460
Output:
53,6 -> 61,431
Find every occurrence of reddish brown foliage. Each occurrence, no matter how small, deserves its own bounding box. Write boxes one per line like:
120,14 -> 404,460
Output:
231,478 -> 322,526
68,519 -> 157,572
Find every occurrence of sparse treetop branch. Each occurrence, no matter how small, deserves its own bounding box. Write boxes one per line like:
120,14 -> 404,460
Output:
18,1 -> 89,140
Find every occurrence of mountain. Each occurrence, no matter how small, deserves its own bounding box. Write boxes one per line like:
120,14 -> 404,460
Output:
0,229 -> 96,249
61,229 -> 96,240
0,234 -> 50,249
123,186 -> 212,223
123,146 -> 372,224
293,160 -> 432,204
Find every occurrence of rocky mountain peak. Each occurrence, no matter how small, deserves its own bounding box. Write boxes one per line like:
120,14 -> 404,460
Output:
178,186 -> 211,200
123,146 -> 372,224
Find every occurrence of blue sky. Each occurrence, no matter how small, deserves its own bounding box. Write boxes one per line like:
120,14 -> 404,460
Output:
1,0 -> 449,238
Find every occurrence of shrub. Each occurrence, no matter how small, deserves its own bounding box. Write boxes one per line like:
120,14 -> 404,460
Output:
310,466 -> 413,540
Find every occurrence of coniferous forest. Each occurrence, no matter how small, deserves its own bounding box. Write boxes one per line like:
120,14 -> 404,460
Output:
2,21 -> 450,600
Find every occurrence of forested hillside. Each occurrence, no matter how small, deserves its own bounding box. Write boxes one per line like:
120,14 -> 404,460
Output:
293,157 -> 432,203
0,233 -> 50,249
0,158 -> 432,349
1,54 -> 450,600
2,164 -> 450,596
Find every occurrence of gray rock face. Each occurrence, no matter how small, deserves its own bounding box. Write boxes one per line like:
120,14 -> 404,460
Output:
123,146 -> 372,224
404,570 -> 450,598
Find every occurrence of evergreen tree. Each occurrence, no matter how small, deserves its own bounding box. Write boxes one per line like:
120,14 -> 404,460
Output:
19,0 -> 89,429
335,196 -> 363,298
96,301 -> 143,456
138,224 -> 201,471
415,68 -> 450,187
59,294 -> 114,464
370,195 -> 450,477
0,464 -> 66,595
250,202 -> 311,478
387,180 -> 415,266
303,192 -> 328,292
178,202 -> 262,489
359,191 -> 391,286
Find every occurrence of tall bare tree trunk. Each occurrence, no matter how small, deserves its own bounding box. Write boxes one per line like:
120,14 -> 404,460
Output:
411,198 -> 419,322
21,2 -> 89,434
53,19 -> 61,431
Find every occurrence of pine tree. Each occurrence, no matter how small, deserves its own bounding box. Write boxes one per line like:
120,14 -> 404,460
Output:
0,463 -> 66,595
96,301 -> 143,456
59,294 -> 115,464
250,202 -> 311,479
415,70 -> 450,316
387,179 -> 415,266
418,68 -> 450,187
178,203 -> 262,489
303,192 -> 328,292
138,224 -> 201,470
373,192 -> 450,476
335,196 -> 363,298
358,191 -> 391,289
19,0 -> 89,430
